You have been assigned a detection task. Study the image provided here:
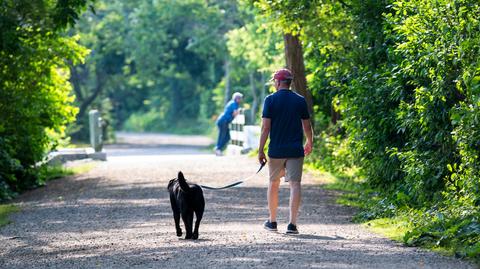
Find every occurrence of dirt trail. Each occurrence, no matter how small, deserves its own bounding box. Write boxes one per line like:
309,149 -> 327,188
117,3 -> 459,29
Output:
0,133 -> 474,268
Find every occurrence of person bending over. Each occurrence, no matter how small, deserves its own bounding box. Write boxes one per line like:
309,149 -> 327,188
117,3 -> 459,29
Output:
215,92 -> 243,156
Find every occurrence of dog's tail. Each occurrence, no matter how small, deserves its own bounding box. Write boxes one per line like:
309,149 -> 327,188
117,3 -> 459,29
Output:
177,171 -> 190,192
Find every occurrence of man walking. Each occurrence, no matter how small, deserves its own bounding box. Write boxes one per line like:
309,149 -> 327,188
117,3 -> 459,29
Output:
215,92 -> 243,156
258,68 -> 313,234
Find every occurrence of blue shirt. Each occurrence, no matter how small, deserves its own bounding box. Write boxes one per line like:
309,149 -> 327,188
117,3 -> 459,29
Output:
217,100 -> 239,124
262,89 -> 310,158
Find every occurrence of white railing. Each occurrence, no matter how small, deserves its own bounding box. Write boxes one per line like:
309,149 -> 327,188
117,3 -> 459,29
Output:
229,109 -> 245,147
229,109 -> 261,153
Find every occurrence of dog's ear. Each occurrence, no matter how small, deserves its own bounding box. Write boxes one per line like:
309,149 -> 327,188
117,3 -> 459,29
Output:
178,171 -> 184,180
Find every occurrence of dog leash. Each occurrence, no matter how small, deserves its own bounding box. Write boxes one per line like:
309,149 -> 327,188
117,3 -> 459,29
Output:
199,162 -> 266,190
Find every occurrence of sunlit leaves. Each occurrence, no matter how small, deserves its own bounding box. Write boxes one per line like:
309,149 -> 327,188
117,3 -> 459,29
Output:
0,0 -> 89,200
253,0 -> 480,258
226,7 -> 283,73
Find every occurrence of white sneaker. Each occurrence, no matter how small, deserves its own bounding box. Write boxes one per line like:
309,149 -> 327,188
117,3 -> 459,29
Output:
215,149 -> 223,156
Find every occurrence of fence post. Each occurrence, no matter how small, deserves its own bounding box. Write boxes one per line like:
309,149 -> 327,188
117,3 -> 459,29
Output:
89,110 -> 103,152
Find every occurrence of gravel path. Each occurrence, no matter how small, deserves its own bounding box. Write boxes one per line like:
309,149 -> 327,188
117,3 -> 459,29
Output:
0,133 -> 475,269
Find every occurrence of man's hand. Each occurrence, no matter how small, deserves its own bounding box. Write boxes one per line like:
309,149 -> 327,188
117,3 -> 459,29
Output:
302,119 -> 313,156
258,151 -> 267,165
304,140 -> 313,156
258,118 -> 270,165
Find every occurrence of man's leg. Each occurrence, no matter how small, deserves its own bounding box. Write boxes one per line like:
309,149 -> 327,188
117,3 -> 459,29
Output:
285,158 -> 304,227
268,179 -> 280,222
288,181 -> 301,225
216,122 -> 228,151
220,124 -> 230,150
267,158 -> 285,222
224,125 -> 231,148
215,123 -> 224,150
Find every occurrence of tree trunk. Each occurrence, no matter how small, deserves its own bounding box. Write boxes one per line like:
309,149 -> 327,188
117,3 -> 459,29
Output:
78,68 -> 104,120
249,72 -> 258,124
284,33 -> 314,117
224,58 -> 231,105
69,65 -> 105,140
260,72 -> 267,104
331,105 -> 340,125
169,78 -> 182,122
70,64 -> 84,102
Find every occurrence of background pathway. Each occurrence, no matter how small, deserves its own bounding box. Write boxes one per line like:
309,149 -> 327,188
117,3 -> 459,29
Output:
0,133 -> 474,268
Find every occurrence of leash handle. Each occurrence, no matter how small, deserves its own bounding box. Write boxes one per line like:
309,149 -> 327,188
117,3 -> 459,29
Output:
256,161 -> 266,174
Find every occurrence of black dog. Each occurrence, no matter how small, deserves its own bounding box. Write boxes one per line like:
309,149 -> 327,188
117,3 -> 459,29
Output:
167,171 -> 205,240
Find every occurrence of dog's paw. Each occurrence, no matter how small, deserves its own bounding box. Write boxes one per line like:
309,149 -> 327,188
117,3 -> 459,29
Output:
176,229 -> 182,237
192,233 -> 199,240
185,234 -> 193,240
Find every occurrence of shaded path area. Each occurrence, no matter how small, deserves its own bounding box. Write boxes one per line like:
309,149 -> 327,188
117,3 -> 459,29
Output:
0,133 -> 474,268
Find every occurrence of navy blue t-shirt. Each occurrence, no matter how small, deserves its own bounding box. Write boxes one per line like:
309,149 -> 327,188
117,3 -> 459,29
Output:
262,89 -> 310,158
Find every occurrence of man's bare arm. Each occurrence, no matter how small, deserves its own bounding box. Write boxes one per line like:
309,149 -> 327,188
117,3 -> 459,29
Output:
302,119 -> 313,155
258,118 -> 271,164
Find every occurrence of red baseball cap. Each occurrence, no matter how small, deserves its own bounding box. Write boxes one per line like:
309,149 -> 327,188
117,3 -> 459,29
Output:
271,68 -> 293,81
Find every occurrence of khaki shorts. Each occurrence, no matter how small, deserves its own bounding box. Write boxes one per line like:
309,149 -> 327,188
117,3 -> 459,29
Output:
268,157 -> 304,182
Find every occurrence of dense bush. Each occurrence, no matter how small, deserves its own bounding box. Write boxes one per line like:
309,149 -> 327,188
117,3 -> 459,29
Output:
253,0 -> 480,259
0,1 -> 89,200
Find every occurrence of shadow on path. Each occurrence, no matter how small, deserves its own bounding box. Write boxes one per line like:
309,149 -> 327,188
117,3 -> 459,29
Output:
0,134 -> 474,269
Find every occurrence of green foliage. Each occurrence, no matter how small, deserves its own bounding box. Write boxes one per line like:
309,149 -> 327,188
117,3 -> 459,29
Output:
223,2 -> 284,124
0,204 -> 20,227
226,2 -> 284,73
308,129 -> 353,174
253,0 -> 480,261
38,162 -> 97,182
38,165 -> 75,183
0,0 -> 90,201
365,217 -> 411,242
123,110 -> 213,135
129,0 -> 224,124
404,206 -> 480,259
70,0 -> 243,136
3,0 -> 479,259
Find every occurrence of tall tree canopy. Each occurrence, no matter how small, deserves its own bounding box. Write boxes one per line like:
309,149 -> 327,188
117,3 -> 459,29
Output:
70,0 -> 244,137
0,0 -> 91,199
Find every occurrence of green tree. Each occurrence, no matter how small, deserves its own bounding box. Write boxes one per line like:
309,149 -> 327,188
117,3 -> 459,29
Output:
72,0 -> 238,135
226,2 -> 284,122
69,1 -> 140,140
249,0 -> 480,257
0,0 -> 91,200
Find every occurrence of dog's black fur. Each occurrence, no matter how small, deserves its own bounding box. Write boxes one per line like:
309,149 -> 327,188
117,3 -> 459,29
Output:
167,171 -> 205,240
